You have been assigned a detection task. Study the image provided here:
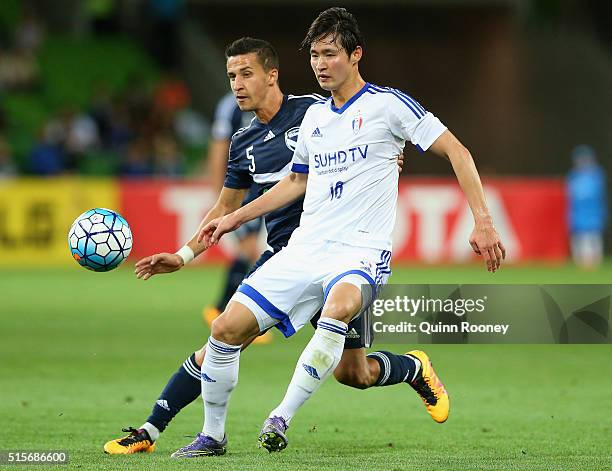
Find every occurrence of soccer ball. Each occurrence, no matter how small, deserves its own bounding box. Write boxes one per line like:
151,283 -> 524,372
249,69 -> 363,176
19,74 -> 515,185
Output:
68,208 -> 133,272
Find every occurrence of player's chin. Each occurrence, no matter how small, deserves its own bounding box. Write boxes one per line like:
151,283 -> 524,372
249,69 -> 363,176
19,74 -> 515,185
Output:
318,81 -> 335,91
236,99 -> 255,112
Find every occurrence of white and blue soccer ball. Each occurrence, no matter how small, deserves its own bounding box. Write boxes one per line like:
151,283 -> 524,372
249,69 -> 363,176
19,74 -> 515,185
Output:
68,208 -> 133,272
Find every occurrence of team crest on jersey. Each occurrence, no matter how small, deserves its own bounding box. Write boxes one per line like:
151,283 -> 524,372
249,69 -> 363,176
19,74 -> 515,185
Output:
284,126 -> 300,151
352,111 -> 363,134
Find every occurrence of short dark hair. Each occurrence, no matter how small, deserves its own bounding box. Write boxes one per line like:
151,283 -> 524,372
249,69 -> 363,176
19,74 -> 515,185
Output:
225,37 -> 279,71
301,7 -> 365,55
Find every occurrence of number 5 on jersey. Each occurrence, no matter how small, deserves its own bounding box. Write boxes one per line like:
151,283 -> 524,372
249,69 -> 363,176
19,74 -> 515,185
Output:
246,145 -> 256,172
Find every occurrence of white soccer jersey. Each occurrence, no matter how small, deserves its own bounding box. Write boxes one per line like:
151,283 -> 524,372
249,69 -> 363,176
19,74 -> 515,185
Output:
290,82 -> 447,251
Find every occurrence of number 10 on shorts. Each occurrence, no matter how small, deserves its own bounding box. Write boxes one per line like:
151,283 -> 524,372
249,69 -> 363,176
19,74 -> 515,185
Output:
330,181 -> 344,200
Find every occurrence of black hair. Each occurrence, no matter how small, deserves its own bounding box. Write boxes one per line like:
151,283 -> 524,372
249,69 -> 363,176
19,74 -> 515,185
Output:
301,7 -> 365,55
225,37 -> 279,71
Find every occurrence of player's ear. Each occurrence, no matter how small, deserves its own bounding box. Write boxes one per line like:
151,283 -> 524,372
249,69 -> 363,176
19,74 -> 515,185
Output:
268,68 -> 279,86
351,46 -> 362,65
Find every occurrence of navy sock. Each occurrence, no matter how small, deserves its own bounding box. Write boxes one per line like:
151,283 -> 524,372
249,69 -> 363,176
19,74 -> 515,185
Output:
367,351 -> 420,386
146,354 -> 201,433
216,258 -> 250,311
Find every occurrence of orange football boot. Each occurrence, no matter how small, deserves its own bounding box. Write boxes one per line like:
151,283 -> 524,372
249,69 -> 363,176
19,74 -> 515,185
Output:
406,350 -> 450,423
104,428 -> 156,454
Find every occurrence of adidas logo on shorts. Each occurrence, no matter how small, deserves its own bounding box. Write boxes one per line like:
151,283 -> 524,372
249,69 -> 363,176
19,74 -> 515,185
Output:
346,328 -> 360,339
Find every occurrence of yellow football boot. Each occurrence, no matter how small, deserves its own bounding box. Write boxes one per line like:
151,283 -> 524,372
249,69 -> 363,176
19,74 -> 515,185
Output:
104,428 -> 156,454
406,350 -> 450,423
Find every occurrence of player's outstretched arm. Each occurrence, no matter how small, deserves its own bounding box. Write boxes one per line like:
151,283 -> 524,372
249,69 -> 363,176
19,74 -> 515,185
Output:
199,171 -> 308,246
429,130 -> 506,272
135,187 -> 247,280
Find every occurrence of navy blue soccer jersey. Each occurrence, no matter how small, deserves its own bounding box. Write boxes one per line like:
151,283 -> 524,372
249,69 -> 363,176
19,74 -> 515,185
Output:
224,93 -> 323,251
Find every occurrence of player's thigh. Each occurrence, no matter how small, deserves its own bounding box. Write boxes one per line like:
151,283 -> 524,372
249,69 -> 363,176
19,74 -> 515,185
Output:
321,270 -> 377,324
210,300 -> 261,345
322,244 -> 388,306
321,245 -> 392,324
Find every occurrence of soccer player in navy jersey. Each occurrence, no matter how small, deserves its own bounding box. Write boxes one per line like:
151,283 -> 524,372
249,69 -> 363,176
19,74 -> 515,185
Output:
202,91 -> 268,335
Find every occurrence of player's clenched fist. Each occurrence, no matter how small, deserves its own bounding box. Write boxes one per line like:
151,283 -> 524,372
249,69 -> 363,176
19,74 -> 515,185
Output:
468,220 -> 506,273
134,253 -> 184,280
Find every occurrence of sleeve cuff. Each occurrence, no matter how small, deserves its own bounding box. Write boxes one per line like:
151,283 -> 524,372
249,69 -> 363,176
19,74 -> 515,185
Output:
291,163 -> 309,174
412,113 -> 447,153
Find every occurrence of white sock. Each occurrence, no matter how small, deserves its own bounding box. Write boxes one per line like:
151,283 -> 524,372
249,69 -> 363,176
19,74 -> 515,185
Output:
269,318 -> 347,423
201,336 -> 241,441
139,422 -> 160,441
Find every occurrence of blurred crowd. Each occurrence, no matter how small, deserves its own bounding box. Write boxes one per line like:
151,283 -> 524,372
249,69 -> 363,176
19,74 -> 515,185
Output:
0,8 -> 43,179
0,9 -> 42,92
0,3 -> 206,179
25,73 -> 206,177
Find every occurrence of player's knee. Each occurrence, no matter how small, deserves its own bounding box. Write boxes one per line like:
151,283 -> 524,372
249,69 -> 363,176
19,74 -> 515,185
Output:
210,314 -> 242,345
321,299 -> 360,324
334,366 -> 371,389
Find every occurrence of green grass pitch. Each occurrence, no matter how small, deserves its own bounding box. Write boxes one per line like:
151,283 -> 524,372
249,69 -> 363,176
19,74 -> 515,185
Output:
1,263 -> 611,470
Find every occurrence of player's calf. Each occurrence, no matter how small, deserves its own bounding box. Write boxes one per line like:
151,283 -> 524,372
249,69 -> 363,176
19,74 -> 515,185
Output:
333,348 -> 378,389
333,366 -> 372,389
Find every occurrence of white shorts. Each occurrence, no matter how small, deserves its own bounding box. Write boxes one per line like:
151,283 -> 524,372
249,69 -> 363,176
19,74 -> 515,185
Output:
230,241 -> 392,337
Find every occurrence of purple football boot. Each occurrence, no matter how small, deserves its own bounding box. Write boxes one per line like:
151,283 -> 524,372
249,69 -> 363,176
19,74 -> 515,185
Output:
171,433 -> 227,458
258,416 -> 289,452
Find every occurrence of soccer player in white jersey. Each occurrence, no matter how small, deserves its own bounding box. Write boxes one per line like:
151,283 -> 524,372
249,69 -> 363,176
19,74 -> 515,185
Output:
104,38 -> 417,458
177,8 -> 506,455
